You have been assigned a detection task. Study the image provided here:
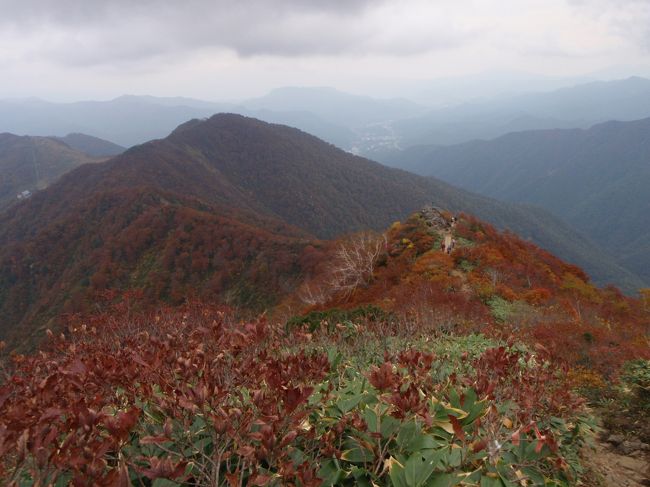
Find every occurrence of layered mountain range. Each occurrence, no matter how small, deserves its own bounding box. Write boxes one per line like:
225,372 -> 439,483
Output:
386,76 -> 650,149
386,117 -> 650,286
0,114 -> 641,345
3,77 -> 649,156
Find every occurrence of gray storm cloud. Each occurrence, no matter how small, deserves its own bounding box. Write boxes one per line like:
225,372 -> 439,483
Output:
0,0 -> 648,99
0,0 -> 473,65
0,0 -> 378,25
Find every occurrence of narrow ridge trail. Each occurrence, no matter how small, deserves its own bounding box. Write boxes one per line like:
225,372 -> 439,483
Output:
586,440 -> 649,486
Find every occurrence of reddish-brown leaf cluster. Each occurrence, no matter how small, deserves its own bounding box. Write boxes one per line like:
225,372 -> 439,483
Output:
468,344 -> 584,423
0,301 -> 330,485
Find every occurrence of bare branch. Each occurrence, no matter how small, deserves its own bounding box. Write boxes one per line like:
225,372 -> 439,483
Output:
328,232 -> 386,298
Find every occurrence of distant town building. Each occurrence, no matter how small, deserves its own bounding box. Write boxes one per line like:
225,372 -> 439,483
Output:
17,190 -> 32,200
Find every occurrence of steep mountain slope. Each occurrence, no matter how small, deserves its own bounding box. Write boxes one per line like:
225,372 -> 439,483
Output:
0,186 -> 319,347
0,133 -> 100,210
0,114 -> 642,344
387,118 -> 650,285
384,76 -> 650,150
51,133 -> 125,157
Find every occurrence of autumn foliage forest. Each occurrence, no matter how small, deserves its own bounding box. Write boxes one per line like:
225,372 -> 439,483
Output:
1,113 -> 640,349
0,205 -> 648,485
0,187 -> 324,347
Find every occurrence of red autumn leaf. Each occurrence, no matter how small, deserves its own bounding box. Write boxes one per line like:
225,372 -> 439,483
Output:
38,407 -> 63,423
236,445 -> 256,459
250,473 -> 273,486
136,457 -> 187,480
64,358 -> 87,376
472,438 -> 488,452
534,343 -> 550,355
130,352 -> 149,368
368,362 -> 399,391
280,430 -> 298,447
117,461 -> 132,487
104,407 -> 140,441
283,386 -> 313,413
546,435 -> 559,453
448,415 -> 465,441
163,418 -> 173,437
0,385 -> 12,409
225,471 -> 241,487
42,425 -> 59,448
178,396 -> 197,411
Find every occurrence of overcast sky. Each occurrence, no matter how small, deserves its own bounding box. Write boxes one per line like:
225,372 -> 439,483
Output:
1,0 -> 649,102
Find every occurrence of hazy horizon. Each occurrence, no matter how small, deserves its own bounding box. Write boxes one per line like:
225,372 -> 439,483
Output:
1,0 -> 649,103
1,70 -> 649,105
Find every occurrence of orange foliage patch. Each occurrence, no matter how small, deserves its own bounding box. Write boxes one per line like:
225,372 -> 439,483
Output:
299,211 -> 650,378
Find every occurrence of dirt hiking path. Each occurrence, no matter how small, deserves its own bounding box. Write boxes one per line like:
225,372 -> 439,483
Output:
585,440 -> 649,486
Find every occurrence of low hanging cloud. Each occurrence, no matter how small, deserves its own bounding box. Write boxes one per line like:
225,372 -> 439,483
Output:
0,0 -> 476,66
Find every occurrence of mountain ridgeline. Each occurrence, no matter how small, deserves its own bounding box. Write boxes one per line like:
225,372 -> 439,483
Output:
0,114 -> 642,344
51,133 -> 125,157
0,89 -> 399,150
3,77 -> 650,164
387,117 -> 650,286
386,76 -> 650,149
